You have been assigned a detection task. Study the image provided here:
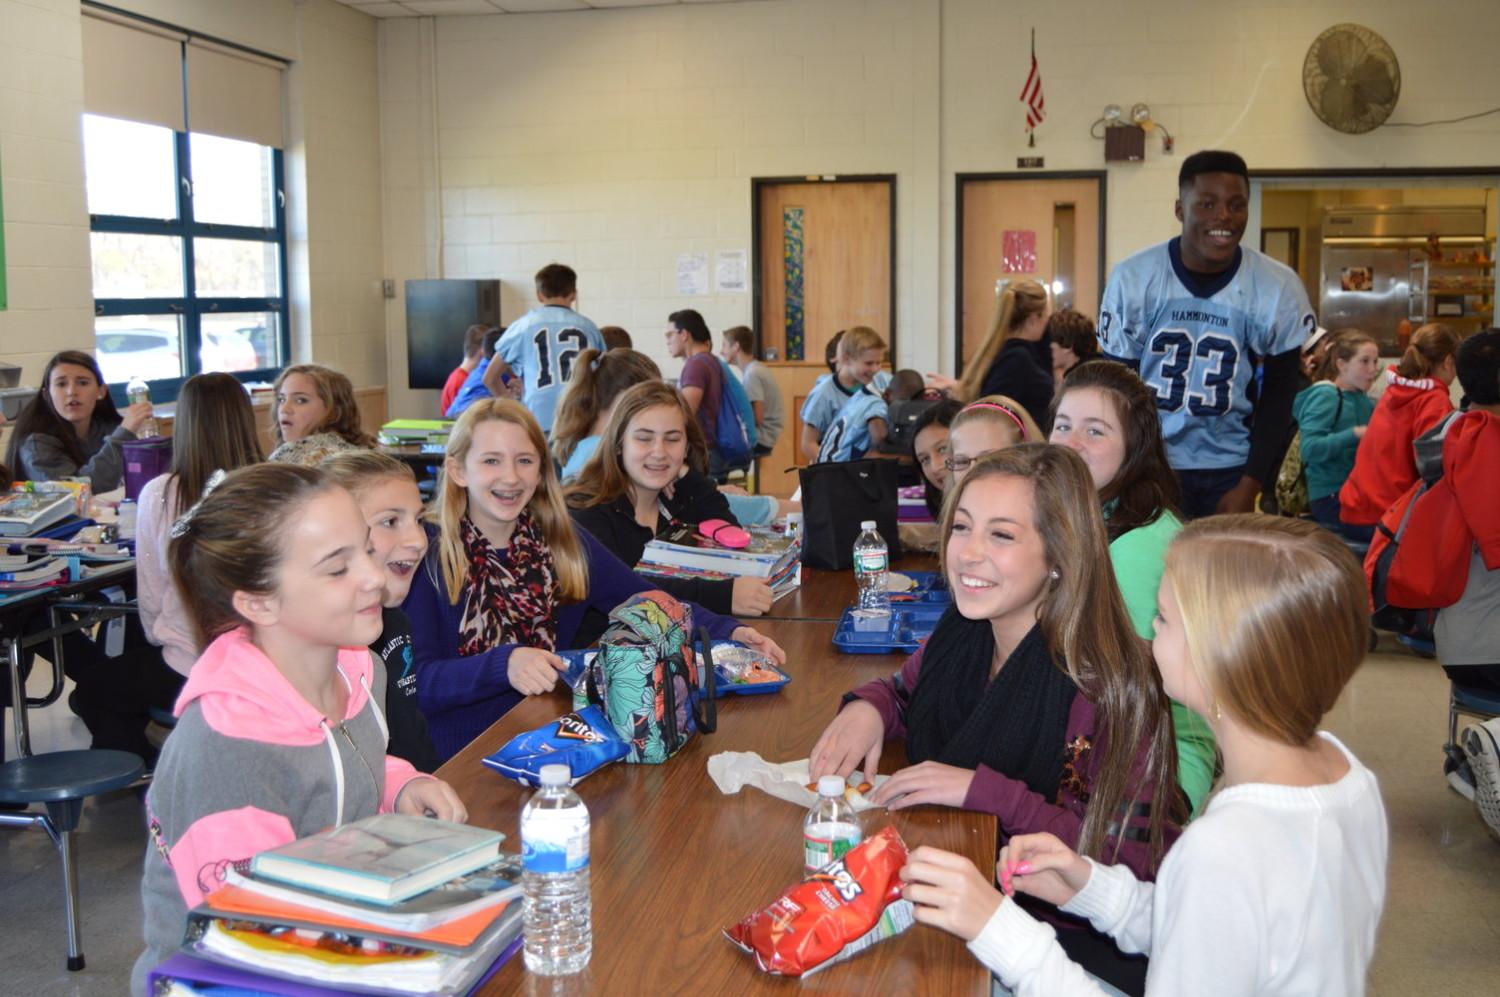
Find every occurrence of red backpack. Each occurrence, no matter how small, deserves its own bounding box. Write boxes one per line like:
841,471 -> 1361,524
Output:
1365,412 -> 1471,619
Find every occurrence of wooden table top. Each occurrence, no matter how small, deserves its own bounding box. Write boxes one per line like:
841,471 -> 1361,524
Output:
762,555 -> 940,622
439,618 -> 993,995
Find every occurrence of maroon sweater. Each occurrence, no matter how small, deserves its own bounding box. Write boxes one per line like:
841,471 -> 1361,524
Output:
849,645 -> 1175,882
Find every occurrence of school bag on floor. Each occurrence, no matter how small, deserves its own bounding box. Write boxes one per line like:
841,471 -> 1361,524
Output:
1365,410 -> 1468,628
714,359 -> 758,467
574,591 -> 717,764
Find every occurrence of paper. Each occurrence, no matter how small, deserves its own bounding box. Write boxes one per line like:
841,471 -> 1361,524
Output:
707,752 -> 887,812
1002,229 -> 1038,273
677,252 -> 710,296
715,249 -> 748,293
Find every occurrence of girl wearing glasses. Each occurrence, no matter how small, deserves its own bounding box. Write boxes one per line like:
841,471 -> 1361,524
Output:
944,397 -> 1042,485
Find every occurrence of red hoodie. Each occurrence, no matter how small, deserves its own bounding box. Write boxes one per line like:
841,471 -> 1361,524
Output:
1339,367 -> 1453,525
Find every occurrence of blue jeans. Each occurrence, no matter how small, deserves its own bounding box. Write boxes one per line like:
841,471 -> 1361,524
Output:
1174,466 -> 1245,520
1310,494 -> 1375,545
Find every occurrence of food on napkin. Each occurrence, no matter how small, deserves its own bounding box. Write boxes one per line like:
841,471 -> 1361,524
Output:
706,752 -> 886,812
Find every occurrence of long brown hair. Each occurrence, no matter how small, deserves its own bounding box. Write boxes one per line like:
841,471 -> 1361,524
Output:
956,280 -> 1049,402
1313,328 -> 1377,384
4,350 -> 124,472
938,444 -> 1181,866
1396,323 -> 1460,381
272,364 -> 375,448
564,381 -> 708,510
169,373 -> 263,512
431,398 -> 588,605
1052,360 -> 1180,539
1166,515 -> 1368,746
550,348 -> 661,466
168,463 -> 335,647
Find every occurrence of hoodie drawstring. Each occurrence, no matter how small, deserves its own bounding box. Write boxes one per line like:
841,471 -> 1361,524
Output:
319,720 -> 346,828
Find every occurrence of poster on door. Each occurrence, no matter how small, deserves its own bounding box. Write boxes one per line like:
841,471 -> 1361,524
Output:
1002,230 -> 1038,274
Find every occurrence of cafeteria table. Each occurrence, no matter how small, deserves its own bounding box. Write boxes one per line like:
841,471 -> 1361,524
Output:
761,555 -> 940,622
438,617 -> 994,995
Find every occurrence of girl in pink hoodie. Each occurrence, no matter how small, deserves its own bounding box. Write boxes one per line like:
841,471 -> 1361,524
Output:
131,464 -> 467,995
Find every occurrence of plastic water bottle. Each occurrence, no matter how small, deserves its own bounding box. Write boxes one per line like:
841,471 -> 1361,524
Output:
126,375 -> 157,438
521,764 -> 591,975
853,520 -> 891,615
116,498 -> 137,542
804,775 -> 863,875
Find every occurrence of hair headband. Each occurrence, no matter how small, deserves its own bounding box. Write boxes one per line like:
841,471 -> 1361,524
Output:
169,468 -> 228,539
961,401 -> 1028,441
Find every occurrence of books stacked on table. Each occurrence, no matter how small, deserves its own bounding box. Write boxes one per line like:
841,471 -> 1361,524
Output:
159,814 -> 524,996
378,419 -> 454,447
639,523 -> 801,599
0,490 -> 76,537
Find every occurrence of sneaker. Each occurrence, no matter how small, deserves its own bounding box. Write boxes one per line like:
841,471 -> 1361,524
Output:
1444,744 -> 1476,801
1460,718 -> 1500,839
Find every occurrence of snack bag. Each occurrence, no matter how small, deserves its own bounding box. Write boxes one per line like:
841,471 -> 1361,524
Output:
724,826 -> 914,977
481,705 -> 629,787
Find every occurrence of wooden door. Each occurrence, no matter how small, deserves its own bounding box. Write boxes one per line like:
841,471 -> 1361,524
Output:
957,175 -> 1104,370
756,179 -> 894,365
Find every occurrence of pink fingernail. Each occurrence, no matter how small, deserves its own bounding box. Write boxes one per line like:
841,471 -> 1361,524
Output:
1017,862 -> 1032,874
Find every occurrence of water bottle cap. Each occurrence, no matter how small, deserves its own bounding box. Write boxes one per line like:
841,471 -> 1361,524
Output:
817,775 -> 847,797
538,764 -> 571,787
860,520 -> 876,531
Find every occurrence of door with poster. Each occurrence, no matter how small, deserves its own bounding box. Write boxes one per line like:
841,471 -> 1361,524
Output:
751,176 -> 895,486
955,173 -> 1105,374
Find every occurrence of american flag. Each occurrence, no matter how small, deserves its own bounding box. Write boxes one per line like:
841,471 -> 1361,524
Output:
1019,30 -> 1044,139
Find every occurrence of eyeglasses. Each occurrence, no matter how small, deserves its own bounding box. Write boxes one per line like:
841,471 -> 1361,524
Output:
944,455 -> 975,474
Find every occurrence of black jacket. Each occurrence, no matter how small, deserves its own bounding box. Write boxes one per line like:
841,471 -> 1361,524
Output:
980,338 -> 1054,432
372,607 -> 441,774
570,469 -> 739,628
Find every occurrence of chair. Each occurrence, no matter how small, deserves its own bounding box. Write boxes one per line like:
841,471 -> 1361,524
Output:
0,749 -> 144,970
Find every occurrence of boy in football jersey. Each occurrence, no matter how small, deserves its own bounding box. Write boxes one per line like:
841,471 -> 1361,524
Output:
1099,150 -> 1314,517
816,368 -> 923,463
488,263 -> 605,433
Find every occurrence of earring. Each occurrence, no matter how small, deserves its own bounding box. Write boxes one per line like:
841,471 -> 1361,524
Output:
1049,569 -> 1060,581
1211,701 -> 1222,722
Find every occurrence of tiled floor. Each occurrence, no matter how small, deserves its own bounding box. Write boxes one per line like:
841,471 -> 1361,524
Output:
4,637 -> 1499,995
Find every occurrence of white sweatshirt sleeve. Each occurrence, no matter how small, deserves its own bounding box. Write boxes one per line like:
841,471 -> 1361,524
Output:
966,898 -> 1110,997
1061,857 -> 1159,955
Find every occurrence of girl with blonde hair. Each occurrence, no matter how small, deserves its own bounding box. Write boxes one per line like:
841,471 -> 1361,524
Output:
943,396 -> 1043,487
902,515 -> 1387,996
930,279 -> 1053,427
269,363 -> 376,465
402,398 -> 784,760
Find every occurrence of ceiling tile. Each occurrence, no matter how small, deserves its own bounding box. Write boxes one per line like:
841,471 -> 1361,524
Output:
342,2 -> 421,16
401,0 -> 503,14
491,0 -> 589,11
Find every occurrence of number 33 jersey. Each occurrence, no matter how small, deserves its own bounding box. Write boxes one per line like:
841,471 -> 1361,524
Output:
496,305 -> 605,433
1099,238 -> 1314,471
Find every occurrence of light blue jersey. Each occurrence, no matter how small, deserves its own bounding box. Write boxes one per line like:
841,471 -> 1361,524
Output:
496,305 -> 604,433
817,387 -> 887,463
799,373 -> 858,436
1099,238 -> 1314,470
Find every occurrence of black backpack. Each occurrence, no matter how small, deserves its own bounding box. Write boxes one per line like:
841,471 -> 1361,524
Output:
876,398 -> 937,456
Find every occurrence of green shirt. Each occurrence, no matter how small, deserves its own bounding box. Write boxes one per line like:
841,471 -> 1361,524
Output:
1107,507 -> 1217,817
1293,382 -> 1376,501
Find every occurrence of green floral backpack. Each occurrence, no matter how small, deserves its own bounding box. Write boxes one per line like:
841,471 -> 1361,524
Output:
1276,385 -> 1343,517
574,591 -> 717,765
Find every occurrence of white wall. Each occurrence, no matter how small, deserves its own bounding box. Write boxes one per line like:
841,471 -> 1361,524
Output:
378,0 -> 1500,415
0,0 -> 385,392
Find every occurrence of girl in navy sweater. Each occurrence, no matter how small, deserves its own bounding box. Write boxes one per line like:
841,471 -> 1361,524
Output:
403,398 -> 784,760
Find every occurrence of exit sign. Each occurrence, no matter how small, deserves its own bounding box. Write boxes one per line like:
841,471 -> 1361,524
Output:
1017,157 -> 1044,169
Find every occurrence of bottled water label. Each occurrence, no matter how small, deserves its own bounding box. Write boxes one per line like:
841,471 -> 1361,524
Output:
804,820 -> 863,874
854,549 -> 888,575
522,808 -> 589,874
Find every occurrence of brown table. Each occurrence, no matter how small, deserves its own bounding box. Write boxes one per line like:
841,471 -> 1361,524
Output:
763,554 -> 940,622
439,619 -> 994,995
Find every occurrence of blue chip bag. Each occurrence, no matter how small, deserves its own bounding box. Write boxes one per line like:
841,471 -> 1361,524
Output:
481,704 -> 628,787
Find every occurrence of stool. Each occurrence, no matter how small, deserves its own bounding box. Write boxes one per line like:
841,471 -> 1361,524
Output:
1450,683 -> 1500,761
0,749 -> 145,970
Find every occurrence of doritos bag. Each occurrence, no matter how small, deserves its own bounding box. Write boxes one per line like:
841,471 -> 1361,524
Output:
481,705 -> 629,787
724,826 -> 914,978
574,591 -> 717,765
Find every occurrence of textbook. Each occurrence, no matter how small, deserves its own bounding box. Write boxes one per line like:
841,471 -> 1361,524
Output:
221,854 -> 522,935
0,492 -> 75,537
250,815 -> 504,906
641,524 -> 800,578
0,556 -> 67,585
379,419 -> 453,445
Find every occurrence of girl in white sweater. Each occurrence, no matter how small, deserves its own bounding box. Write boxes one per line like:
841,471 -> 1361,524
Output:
900,514 -> 1389,996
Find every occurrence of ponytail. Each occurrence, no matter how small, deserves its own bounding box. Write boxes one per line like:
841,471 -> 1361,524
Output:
550,348 -> 662,466
956,279 -> 1049,403
1397,323 -> 1461,380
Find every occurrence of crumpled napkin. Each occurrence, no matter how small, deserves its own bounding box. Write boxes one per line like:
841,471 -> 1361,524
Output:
707,751 -> 887,812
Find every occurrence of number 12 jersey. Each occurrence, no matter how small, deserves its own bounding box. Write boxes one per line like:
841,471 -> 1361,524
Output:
496,305 -> 605,433
1099,238 -> 1314,471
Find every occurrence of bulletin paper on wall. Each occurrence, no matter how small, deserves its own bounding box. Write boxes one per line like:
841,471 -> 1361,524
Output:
1002,229 -> 1038,274
677,252 -> 710,296
715,250 -> 748,293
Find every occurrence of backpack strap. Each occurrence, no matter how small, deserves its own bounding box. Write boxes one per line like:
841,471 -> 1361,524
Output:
694,627 -> 718,734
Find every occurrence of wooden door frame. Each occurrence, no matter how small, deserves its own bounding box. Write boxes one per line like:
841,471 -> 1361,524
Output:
750,174 -> 899,361
953,170 -> 1108,375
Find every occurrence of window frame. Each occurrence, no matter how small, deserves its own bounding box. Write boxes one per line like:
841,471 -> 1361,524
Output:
90,126 -> 290,403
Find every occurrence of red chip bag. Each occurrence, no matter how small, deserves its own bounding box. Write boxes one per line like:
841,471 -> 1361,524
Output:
724,826 -> 915,977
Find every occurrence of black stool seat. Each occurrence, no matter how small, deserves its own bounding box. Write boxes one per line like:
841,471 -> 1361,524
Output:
0,750 -> 143,811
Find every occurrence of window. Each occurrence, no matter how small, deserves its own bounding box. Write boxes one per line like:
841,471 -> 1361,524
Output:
85,115 -> 288,392
80,11 -> 289,397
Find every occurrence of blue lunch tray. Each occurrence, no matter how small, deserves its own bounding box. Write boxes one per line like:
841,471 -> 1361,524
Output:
556,642 -> 790,699
888,570 -> 951,604
832,602 -> 947,655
